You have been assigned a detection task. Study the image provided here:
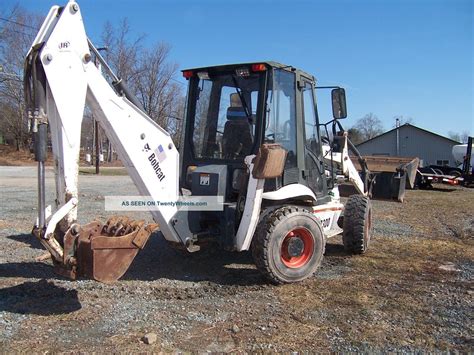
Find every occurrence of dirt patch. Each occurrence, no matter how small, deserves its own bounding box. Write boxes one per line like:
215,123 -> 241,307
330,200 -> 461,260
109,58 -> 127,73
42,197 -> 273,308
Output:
0,145 -> 39,166
0,168 -> 473,352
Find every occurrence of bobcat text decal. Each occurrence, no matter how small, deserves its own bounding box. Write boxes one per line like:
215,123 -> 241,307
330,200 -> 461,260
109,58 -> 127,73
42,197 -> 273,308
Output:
143,143 -> 166,182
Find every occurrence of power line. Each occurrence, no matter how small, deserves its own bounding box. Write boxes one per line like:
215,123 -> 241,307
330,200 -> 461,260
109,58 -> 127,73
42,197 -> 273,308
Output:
1,27 -> 34,37
0,17 -> 38,30
0,17 -> 191,91
166,114 -> 183,121
170,77 -> 187,87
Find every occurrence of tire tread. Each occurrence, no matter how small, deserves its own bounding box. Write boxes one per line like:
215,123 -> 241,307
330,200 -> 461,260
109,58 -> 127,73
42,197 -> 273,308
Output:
343,195 -> 371,254
252,206 -> 323,284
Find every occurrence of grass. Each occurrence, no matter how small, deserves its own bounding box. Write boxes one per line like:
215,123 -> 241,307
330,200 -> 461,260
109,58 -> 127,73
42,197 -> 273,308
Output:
79,167 -> 128,176
272,186 -> 474,351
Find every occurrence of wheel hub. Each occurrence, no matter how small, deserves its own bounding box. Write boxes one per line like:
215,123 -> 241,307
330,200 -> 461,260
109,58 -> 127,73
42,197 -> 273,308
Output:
287,237 -> 304,257
280,228 -> 314,269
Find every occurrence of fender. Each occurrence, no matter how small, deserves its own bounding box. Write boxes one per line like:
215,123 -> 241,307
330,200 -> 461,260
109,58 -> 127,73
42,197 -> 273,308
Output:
262,183 -> 317,202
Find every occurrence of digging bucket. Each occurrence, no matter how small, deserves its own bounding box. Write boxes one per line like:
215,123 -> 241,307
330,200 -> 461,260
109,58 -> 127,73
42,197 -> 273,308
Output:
55,216 -> 158,283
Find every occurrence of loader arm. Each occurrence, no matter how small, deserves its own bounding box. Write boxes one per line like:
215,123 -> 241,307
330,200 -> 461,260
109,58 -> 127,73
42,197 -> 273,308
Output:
322,132 -> 369,196
25,2 -> 185,282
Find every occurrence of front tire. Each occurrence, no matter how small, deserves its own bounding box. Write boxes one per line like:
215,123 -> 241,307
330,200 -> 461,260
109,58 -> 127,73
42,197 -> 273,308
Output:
343,195 -> 372,254
251,206 -> 325,284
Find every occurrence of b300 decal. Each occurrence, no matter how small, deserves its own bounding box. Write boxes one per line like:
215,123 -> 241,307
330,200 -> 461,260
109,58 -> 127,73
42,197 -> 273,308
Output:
320,217 -> 331,229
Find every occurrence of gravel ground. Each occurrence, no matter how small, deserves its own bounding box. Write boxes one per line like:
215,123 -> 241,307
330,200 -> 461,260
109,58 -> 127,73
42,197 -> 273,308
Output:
0,166 -> 473,352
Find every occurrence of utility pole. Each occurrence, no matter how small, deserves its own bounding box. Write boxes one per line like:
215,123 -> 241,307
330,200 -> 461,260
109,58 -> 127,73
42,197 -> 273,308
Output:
93,46 -> 108,175
95,120 -> 100,174
396,117 -> 400,156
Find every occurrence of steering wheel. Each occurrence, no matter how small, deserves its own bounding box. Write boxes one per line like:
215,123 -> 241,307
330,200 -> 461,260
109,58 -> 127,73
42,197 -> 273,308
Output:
321,136 -> 331,144
266,132 -> 286,141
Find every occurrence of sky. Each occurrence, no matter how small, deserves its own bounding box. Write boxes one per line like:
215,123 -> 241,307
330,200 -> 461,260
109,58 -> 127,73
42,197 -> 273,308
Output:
2,0 -> 473,138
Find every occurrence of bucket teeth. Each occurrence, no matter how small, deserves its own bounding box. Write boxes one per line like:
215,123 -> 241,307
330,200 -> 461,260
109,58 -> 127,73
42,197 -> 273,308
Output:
129,220 -> 145,231
54,216 -> 159,283
103,215 -> 136,236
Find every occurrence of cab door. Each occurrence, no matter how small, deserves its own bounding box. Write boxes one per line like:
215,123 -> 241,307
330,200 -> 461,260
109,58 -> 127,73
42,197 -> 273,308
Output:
299,77 -> 328,201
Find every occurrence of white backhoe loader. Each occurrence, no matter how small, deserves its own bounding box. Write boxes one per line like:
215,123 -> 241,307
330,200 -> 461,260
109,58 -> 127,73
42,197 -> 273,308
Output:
25,1 -> 374,284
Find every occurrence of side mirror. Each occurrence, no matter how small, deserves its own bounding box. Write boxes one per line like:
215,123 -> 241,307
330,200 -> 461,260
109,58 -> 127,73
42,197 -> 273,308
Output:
331,88 -> 347,119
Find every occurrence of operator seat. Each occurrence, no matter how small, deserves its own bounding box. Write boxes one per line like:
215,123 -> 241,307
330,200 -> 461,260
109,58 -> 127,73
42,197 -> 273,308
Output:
222,96 -> 253,159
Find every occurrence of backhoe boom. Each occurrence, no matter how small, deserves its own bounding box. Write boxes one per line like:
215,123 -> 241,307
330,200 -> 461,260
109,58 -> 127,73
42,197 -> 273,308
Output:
25,2 -> 182,282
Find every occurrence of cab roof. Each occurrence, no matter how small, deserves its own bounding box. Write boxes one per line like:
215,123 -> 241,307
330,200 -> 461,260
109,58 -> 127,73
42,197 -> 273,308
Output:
182,61 -> 315,81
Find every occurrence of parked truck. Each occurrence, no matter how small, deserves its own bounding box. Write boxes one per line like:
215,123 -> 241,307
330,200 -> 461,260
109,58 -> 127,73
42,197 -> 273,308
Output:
422,138 -> 474,188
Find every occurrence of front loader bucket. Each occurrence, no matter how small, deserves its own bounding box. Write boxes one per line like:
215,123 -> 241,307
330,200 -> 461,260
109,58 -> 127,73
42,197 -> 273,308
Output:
56,216 -> 158,283
371,170 -> 407,202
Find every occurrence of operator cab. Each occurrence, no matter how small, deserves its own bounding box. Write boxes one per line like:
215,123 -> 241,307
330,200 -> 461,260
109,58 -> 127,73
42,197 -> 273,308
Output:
178,62 -> 347,249
181,62 -> 342,202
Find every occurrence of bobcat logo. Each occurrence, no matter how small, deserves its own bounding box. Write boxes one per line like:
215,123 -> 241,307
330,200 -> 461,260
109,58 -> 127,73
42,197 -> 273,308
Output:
143,143 -> 166,182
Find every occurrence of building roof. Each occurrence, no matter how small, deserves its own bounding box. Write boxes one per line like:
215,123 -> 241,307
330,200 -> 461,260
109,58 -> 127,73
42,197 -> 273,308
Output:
356,123 -> 461,147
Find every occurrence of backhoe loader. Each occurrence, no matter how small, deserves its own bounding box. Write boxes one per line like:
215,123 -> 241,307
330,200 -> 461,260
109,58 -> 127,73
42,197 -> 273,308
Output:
25,1 -> 373,284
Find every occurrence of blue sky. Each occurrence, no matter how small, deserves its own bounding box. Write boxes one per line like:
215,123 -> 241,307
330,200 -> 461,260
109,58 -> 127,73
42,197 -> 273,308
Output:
2,0 -> 473,138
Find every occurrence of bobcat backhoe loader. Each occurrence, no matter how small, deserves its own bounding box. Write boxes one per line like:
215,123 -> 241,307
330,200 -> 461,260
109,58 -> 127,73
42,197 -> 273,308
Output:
25,1 -> 373,284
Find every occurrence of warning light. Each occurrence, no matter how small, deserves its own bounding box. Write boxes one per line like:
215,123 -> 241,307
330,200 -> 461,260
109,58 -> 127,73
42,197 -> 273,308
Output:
251,64 -> 266,72
182,70 -> 193,79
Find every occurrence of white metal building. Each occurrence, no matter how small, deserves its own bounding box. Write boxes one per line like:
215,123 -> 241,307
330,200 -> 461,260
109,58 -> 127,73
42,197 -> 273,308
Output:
356,123 -> 460,167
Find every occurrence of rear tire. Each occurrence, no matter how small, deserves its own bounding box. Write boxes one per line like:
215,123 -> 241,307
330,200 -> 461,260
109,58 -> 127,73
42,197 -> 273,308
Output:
251,206 -> 325,284
343,195 -> 372,254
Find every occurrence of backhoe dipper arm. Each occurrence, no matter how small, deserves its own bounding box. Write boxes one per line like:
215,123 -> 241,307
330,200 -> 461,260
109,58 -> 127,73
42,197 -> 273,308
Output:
24,2 -> 184,281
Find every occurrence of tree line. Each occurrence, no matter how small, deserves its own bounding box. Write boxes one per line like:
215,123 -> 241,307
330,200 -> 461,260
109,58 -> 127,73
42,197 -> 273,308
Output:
346,113 -> 412,145
347,113 -> 469,145
0,7 -> 470,153
0,6 -> 184,153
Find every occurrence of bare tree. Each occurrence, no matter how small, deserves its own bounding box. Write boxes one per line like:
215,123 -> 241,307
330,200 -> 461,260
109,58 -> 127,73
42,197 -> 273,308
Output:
101,19 -> 145,83
138,56 -> 184,142
353,113 -> 384,142
167,93 -> 186,146
448,130 -> 470,143
461,131 -> 471,143
448,131 -> 461,142
135,43 -> 180,124
347,127 -> 363,145
100,19 -> 184,145
0,11 -> 184,154
0,7 -> 41,150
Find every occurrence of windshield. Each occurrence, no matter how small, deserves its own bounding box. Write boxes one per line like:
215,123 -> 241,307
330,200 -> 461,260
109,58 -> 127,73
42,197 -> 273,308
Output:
264,69 -> 297,168
190,71 -> 264,160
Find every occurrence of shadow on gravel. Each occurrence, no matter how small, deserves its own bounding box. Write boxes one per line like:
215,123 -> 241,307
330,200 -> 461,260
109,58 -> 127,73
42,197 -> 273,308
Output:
6,233 -> 43,250
0,234 -> 265,285
123,233 -> 267,286
0,261 -> 63,280
2,233 -> 348,286
324,242 -> 348,257
0,279 -> 81,315
420,187 -> 457,193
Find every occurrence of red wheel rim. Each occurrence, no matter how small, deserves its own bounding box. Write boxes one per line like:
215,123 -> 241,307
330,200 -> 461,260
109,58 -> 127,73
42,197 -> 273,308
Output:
280,228 -> 314,268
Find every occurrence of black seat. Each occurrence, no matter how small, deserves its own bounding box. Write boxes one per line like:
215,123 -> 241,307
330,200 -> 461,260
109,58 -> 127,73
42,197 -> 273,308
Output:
222,107 -> 253,158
